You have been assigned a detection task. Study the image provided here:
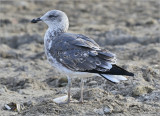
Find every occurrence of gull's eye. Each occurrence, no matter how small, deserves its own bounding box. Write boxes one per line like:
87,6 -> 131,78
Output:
48,15 -> 58,18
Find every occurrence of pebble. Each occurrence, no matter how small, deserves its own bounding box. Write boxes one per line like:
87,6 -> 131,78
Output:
88,81 -> 97,86
57,77 -> 68,87
53,95 -> 68,104
132,85 -> 154,96
104,106 -> 111,114
94,108 -> 104,115
0,86 -> 8,93
23,100 -> 35,107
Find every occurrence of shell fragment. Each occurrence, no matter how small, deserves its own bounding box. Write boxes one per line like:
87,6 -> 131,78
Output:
53,95 -> 68,104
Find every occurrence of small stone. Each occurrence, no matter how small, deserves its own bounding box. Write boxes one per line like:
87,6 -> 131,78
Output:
4,104 -> 11,110
94,108 -> 104,115
132,85 -> 154,96
5,62 -> 12,67
126,19 -> 135,26
104,106 -> 112,114
88,81 -> 97,86
53,95 -> 68,104
145,19 -> 158,25
0,86 -> 8,93
57,77 -> 68,87
18,90 -> 25,94
23,100 -> 35,107
0,19 -> 11,27
16,104 -> 21,112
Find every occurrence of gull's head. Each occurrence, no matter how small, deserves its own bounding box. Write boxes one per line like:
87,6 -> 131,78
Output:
31,10 -> 69,32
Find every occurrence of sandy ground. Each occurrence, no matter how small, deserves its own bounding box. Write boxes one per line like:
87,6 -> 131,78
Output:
0,0 -> 160,115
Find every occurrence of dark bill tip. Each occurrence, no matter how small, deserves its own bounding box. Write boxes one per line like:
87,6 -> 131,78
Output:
31,18 -> 42,23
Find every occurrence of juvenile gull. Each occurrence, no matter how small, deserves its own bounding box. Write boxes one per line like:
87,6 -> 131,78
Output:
31,10 -> 134,104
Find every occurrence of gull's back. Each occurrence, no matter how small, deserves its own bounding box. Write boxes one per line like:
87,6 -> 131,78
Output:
49,33 -> 116,72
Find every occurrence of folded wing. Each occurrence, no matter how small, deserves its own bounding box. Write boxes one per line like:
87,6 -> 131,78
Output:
49,33 -> 134,83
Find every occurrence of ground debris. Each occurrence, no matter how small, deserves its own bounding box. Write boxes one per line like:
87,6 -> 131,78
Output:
4,102 -> 24,112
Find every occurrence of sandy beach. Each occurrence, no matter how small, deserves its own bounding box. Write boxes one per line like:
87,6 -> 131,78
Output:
0,0 -> 160,115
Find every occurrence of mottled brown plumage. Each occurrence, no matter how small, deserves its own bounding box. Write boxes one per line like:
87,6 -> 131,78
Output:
49,33 -> 115,72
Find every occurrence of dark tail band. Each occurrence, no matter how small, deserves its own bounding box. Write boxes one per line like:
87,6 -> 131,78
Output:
106,65 -> 134,76
82,65 -> 134,76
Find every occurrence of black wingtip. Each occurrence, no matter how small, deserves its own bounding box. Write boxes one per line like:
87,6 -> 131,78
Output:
126,72 -> 134,76
82,65 -> 134,76
108,65 -> 134,76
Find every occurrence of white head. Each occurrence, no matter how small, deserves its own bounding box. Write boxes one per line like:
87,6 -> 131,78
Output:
31,10 -> 69,32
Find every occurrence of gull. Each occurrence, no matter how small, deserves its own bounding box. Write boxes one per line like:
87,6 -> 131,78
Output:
31,10 -> 134,104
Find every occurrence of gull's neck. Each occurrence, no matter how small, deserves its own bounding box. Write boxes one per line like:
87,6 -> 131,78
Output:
44,26 -> 65,48
44,27 -> 65,56
47,20 -> 69,37
48,27 -> 65,37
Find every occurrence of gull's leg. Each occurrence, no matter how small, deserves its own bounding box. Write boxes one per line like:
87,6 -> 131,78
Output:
66,75 -> 71,103
79,78 -> 84,103
56,76 -> 71,104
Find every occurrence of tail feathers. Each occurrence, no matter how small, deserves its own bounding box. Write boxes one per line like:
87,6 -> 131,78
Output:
82,65 -> 134,76
100,74 -> 127,83
113,75 -> 127,81
106,65 -> 134,76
